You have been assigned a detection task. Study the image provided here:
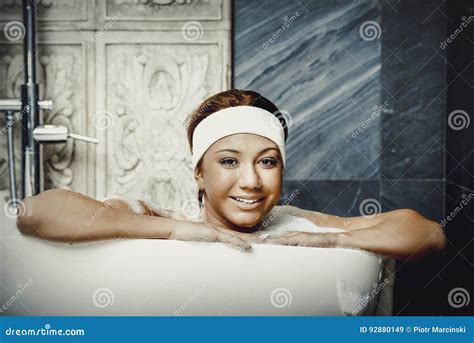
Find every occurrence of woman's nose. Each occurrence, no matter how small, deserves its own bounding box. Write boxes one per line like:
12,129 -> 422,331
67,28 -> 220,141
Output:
238,163 -> 262,189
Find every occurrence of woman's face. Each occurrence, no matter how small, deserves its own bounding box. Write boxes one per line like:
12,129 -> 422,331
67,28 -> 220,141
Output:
195,133 -> 284,232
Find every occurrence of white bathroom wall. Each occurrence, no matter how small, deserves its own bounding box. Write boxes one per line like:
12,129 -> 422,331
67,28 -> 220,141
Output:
0,0 -> 231,209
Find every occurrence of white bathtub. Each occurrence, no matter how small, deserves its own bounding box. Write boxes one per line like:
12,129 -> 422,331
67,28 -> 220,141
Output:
1,207 -> 387,316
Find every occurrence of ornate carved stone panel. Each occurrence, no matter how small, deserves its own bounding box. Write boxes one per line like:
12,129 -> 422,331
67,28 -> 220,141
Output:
95,31 -> 230,208
106,0 -> 223,21
38,43 -> 88,193
0,1 -> 231,208
0,0 -> 95,30
0,35 -> 92,195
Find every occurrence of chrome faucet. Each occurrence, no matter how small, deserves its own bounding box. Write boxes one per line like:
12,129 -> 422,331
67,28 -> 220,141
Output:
1,0 -> 98,203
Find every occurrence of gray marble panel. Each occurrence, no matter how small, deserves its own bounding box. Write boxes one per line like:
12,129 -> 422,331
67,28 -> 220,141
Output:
381,180 -> 444,222
280,179 -> 380,217
380,0 -> 445,179
234,0 -> 382,180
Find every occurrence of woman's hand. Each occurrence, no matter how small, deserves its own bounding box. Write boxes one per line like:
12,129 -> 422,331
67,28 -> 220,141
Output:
262,231 -> 343,248
169,220 -> 264,251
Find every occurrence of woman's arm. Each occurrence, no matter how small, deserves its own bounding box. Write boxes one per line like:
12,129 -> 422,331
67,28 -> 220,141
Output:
16,189 -> 251,250
266,206 -> 446,261
102,197 -> 177,218
16,189 -> 174,242
336,209 -> 446,261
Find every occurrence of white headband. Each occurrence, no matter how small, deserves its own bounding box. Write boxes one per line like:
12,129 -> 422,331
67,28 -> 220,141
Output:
191,106 -> 286,169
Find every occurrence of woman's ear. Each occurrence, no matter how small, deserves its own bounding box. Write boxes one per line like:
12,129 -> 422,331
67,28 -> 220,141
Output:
194,166 -> 204,191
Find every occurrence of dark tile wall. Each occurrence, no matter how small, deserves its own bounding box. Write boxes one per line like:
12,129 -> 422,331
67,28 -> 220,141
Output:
234,0 -> 473,315
443,0 -> 474,316
380,0 -> 446,180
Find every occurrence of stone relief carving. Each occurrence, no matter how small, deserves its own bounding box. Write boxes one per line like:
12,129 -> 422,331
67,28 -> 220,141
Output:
0,49 -> 40,193
114,0 -> 209,5
0,45 -> 83,192
0,48 -> 23,192
0,2 -> 230,207
105,46 -> 214,208
106,0 -> 222,21
0,0 -> 88,22
39,49 -> 83,191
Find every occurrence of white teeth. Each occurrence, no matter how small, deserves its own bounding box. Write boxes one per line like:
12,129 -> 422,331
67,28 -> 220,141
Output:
233,197 -> 261,204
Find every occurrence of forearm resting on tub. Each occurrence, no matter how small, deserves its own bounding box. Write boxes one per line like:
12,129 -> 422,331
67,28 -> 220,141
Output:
16,189 -> 175,242
334,210 -> 446,261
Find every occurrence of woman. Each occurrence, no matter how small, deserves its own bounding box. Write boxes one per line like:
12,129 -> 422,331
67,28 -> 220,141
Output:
16,89 -> 446,261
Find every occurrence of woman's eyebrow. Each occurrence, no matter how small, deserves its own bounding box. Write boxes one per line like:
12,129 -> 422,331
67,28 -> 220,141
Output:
258,147 -> 279,154
214,147 -> 279,154
215,149 -> 240,154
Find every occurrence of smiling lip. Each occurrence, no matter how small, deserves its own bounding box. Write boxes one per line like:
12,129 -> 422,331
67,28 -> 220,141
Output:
230,196 -> 265,210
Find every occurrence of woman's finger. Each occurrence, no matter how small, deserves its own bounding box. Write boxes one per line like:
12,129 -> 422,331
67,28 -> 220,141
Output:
265,230 -> 301,239
169,225 -> 217,242
264,233 -> 305,246
213,227 -> 252,251
232,231 -> 266,244
168,222 -> 252,251
262,231 -> 307,245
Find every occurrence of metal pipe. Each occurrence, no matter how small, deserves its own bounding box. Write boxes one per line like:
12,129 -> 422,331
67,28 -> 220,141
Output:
5,111 -> 18,203
21,0 -> 41,198
0,99 -> 52,111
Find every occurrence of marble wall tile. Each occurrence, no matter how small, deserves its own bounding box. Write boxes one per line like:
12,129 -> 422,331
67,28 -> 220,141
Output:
281,179 -> 380,217
380,0 -> 446,179
381,180 -> 444,221
234,0 -> 382,180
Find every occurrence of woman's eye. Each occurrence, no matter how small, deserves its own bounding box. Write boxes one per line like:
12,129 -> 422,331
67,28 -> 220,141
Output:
260,158 -> 278,167
220,158 -> 238,167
